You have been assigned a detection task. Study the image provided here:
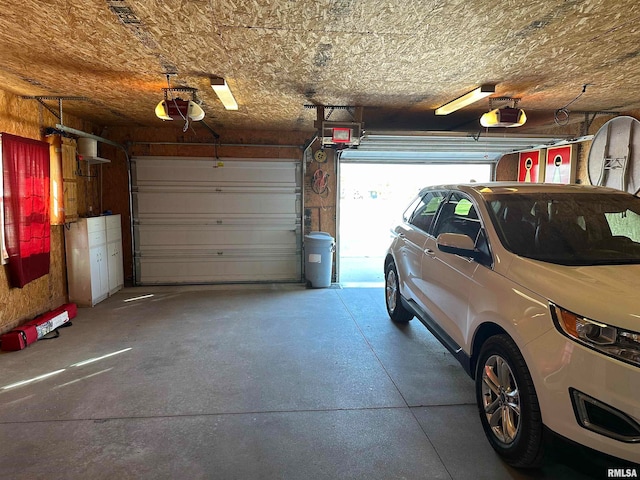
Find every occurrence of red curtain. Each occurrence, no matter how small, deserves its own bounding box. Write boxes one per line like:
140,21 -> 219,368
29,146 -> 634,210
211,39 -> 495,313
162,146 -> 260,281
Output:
2,133 -> 51,288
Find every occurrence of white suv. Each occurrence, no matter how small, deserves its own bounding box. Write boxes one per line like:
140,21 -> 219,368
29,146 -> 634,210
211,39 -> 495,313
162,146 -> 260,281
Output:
384,182 -> 640,468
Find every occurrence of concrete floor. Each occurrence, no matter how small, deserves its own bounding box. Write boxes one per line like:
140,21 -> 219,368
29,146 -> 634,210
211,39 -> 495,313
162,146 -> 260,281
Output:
0,284 -> 624,479
338,256 -> 385,287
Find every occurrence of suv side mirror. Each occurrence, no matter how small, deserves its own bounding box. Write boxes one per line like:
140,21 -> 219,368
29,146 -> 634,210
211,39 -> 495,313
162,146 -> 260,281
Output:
437,233 -> 478,258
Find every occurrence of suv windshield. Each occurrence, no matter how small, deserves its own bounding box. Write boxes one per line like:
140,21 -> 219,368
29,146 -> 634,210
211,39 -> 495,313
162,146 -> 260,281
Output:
485,191 -> 640,266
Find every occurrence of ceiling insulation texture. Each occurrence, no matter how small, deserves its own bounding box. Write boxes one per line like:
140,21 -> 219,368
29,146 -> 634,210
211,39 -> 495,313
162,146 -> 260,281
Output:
0,0 -> 638,134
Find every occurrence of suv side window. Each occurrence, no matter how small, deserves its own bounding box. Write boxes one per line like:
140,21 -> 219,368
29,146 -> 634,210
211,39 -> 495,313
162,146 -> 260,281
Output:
408,191 -> 445,233
433,191 -> 492,265
402,196 -> 423,223
433,192 -> 481,239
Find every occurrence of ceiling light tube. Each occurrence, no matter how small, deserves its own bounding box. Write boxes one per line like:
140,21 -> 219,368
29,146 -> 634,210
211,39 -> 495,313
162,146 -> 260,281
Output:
211,77 -> 238,110
435,84 -> 495,115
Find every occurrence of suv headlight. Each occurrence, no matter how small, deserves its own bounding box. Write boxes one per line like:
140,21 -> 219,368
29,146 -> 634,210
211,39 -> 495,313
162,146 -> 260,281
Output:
551,303 -> 640,367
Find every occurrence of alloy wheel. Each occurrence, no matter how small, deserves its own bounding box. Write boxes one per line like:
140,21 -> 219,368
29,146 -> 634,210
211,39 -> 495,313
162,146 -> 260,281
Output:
385,269 -> 398,313
481,354 -> 521,444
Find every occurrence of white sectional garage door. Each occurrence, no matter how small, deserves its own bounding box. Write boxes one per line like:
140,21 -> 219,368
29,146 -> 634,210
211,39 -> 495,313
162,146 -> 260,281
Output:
132,157 -> 302,284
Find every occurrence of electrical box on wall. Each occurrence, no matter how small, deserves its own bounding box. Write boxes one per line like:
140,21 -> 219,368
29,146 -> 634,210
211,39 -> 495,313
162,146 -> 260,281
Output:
321,121 -> 362,147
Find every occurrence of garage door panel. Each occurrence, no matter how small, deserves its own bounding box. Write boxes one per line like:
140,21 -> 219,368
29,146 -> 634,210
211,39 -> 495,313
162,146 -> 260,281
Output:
134,158 -> 298,186
137,226 -> 298,249
133,213 -> 299,225
135,192 -> 298,215
137,185 -> 296,194
137,254 -> 300,284
132,156 -> 302,284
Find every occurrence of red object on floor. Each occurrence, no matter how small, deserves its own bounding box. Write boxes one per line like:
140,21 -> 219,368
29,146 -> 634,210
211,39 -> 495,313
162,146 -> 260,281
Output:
0,303 -> 77,351
26,303 -> 76,339
55,303 -> 77,320
1,325 -> 38,351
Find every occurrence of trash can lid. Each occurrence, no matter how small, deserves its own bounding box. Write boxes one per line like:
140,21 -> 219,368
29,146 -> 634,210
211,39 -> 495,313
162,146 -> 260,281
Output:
305,231 -> 333,239
304,231 -> 335,243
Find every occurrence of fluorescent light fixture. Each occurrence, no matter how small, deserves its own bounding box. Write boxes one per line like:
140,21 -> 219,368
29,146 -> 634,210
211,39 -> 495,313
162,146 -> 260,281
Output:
480,107 -> 527,127
211,77 -> 238,110
435,84 -> 495,115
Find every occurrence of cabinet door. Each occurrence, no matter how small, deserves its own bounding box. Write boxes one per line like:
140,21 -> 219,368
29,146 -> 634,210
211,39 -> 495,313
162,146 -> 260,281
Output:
106,215 -> 121,238
90,244 -> 109,304
108,240 -> 124,294
106,214 -> 123,294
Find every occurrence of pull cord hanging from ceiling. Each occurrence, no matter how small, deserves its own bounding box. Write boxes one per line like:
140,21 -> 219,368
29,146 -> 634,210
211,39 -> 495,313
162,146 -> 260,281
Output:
166,74 -> 191,133
554,84 -> 593,126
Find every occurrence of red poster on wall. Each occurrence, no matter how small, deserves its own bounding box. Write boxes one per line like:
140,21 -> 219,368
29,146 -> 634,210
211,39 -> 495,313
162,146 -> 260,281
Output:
545,145 -> 576,184
518,150 -> 542,183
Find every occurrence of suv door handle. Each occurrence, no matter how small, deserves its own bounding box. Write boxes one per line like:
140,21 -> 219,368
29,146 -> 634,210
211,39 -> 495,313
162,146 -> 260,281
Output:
424,248 -> 435,256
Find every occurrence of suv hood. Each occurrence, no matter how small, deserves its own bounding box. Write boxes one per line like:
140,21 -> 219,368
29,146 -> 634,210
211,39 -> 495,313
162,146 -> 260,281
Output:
506,256 -> 640,331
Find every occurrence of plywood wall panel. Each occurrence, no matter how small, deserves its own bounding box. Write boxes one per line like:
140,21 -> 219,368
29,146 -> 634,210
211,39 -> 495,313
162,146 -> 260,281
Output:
495,153 -> 518,181
99,143 -> 133,284
304,150 -> 337,281
0,89 -> 96,333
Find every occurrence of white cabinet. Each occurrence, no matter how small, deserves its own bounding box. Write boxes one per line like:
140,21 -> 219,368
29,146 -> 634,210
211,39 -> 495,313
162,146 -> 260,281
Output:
89,242 -> 109,304
106,215 -> 124,294
65,215 -> 124,306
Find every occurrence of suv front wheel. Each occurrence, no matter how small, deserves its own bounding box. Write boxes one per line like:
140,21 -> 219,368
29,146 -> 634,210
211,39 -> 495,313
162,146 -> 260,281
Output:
476,334 -> 544,468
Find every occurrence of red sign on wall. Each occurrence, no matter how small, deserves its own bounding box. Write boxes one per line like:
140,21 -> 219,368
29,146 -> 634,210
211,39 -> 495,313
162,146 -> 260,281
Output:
518,150 -> 542,183
545,145 -> 575,184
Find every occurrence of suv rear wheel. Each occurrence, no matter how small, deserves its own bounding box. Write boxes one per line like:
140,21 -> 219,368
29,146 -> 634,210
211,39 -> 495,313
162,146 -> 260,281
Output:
476,335 -> 544,468
385,260 -> 413,323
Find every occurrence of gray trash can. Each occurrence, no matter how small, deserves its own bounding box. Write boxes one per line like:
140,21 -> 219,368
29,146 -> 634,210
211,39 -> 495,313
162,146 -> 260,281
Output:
304,231 -> 335,288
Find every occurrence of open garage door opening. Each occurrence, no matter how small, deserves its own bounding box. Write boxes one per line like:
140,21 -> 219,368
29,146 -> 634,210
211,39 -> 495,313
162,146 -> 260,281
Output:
338,163 -> 492,286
